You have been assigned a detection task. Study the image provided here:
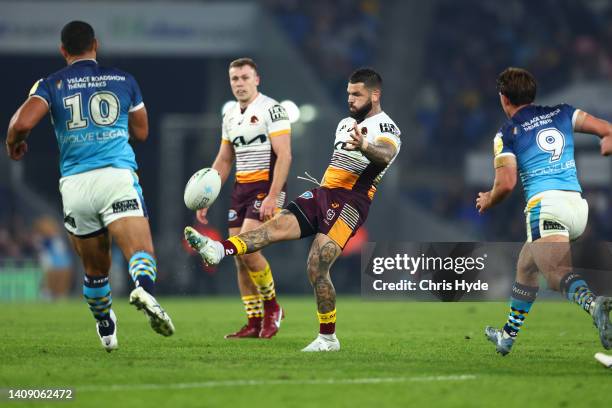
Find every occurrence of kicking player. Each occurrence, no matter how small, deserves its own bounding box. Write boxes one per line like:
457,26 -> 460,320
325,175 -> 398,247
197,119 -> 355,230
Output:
5,21 -> 174,352
476,67 -> 612,355
185,68 -> 400,351
194,58 -> 291,339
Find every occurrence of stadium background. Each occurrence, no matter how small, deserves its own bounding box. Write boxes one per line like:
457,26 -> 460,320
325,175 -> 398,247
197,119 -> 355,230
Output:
1,0 -> 612,299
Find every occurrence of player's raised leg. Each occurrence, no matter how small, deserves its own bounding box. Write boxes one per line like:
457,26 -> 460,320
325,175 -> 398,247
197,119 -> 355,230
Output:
531,236 -> 612,349
184,209 -> 301,265
108,217 -> 174,337
486,242 -> 539,356
68,232 -> 117,352
301,233 -> 342,352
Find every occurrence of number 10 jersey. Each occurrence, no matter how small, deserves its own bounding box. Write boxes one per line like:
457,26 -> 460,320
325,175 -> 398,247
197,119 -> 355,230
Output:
30,59 -> 144,177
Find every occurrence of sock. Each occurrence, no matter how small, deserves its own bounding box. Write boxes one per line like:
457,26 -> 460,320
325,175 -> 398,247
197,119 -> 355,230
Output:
242,294 -> 263,328
502,282 -> 538,338
248,263 -> 278,311
222,236 -> 248,257
318,309 -> 336,335
129,251 -> 157,295
83,274 -> 114,336
560,272 -> 596,315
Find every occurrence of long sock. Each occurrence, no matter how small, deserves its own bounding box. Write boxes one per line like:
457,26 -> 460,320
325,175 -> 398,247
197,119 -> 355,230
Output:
242,294 -> 263,328
502,282 -> 538,338
318,309 -> 336,335
129,251 -> 157,295
221,236 -> 248,256
83,274 -> 114,336
248,263 -> 279,311
560,272 -> 596,315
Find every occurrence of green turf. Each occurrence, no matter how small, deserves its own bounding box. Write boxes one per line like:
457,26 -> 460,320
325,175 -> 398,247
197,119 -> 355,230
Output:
1,297 -> 610,407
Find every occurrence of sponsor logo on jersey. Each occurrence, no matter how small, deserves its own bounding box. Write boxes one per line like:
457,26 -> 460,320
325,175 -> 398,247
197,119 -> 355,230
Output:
269,104 -> 288,122
256,192 -> 267,199
326,209 -> 335,221
250,115 -> 259,124
232,134 -> 267,147
379,122 -> 399,136
299,191 -> 314,199
331,202 -> 340,209
543,220 -> 566,231
361,127 -> 368,135
228,209 -> 238,221
63,214 -> 76,229
112,199 -> 140,213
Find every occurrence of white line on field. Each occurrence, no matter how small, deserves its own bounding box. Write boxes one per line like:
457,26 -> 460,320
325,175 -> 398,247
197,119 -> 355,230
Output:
77,374 -> 476,392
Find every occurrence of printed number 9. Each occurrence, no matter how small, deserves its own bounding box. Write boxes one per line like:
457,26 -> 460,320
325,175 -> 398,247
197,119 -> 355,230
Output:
536,128 -> 565,162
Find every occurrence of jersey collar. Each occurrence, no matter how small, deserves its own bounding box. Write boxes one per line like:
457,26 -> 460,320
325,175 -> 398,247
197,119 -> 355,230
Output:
70,58 -> 98,65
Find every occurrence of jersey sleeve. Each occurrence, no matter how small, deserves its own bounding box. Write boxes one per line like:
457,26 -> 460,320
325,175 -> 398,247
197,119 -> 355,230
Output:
374,121 -> 401,149
127,75 -> 144,112
493,127 -> 516,167
559,103 -> 581,130
221,115 -> 231,144
266,103 -> 291,138
29,78 -> 52,106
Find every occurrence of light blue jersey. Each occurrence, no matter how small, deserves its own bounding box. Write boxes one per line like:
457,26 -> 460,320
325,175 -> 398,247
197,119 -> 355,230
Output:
29,59 -> 143,177
493,104 -> 582,200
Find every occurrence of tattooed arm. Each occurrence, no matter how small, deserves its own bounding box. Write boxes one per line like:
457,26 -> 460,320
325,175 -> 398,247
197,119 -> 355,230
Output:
345,122 -> 397,166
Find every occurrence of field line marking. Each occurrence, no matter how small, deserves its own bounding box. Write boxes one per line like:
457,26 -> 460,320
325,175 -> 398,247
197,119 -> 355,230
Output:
77,374 -> 476,392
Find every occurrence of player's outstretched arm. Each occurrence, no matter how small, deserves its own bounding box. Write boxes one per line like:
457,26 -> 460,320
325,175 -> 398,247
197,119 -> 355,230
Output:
574,110 -> 612,156
476,155 -> 517,214
6,97 -> 48,160
128,107 -> 149,142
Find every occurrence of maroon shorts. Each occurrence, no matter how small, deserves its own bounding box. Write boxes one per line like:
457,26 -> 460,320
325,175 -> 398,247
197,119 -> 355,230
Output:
228,181 -> 287,228
286,187 -> 370,249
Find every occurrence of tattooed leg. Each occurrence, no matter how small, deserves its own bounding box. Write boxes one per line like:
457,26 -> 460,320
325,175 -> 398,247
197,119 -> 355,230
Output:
236,209 -> 302,253
307,234 -> 342,313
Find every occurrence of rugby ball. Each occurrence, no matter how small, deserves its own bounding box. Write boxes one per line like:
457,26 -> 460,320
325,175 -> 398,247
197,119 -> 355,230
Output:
184,168 -> 221,210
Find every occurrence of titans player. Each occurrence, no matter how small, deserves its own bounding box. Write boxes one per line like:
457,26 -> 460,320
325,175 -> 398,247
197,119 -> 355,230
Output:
476,67 -> 612,355
5,21 -> 174,352
185,68 -> 400,351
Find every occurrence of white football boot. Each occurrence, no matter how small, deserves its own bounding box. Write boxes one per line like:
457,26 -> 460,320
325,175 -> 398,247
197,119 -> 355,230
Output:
97,309 -> 118,353
129,287 -> 175,336
184,226 -> 224,266
301,334 -> 341,352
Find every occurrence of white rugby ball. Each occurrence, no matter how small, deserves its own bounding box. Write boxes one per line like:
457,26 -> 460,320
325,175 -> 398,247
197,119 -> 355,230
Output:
184,168 -> 221,210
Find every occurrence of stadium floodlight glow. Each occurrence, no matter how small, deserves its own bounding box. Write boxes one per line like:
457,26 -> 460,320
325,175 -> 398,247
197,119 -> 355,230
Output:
280,100 -> 300,123
299,104 -> 317,123
221,100 -> 236,116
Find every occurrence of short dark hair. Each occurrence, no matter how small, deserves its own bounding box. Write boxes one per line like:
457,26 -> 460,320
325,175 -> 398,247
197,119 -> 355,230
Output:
229,57 -> 258,72
497,67 -> 537,106
349,67 -> 382,90
61,21 -> 95,56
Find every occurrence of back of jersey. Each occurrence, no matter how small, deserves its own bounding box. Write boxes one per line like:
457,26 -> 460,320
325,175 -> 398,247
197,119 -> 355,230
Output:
30,59 -> 143,177
494,104 -> 582,200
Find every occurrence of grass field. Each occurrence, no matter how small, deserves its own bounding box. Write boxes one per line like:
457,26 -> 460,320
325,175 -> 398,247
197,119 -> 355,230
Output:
1,297 -> 610,407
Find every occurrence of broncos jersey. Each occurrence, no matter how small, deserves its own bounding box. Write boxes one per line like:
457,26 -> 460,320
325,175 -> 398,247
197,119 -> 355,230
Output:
221,93 -> 291,184
321,111 -> 401,200
29,59 -> 144,177
493,104 -> 582,200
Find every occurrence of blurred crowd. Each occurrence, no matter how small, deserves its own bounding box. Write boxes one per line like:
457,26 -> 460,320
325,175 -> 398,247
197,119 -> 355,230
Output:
412,0 -> 612,240
267,0 -> 381,106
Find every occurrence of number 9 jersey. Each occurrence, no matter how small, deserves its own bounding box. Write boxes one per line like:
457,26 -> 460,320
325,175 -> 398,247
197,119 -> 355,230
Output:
493,104 -> 582,201
29,59 -> 143,177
